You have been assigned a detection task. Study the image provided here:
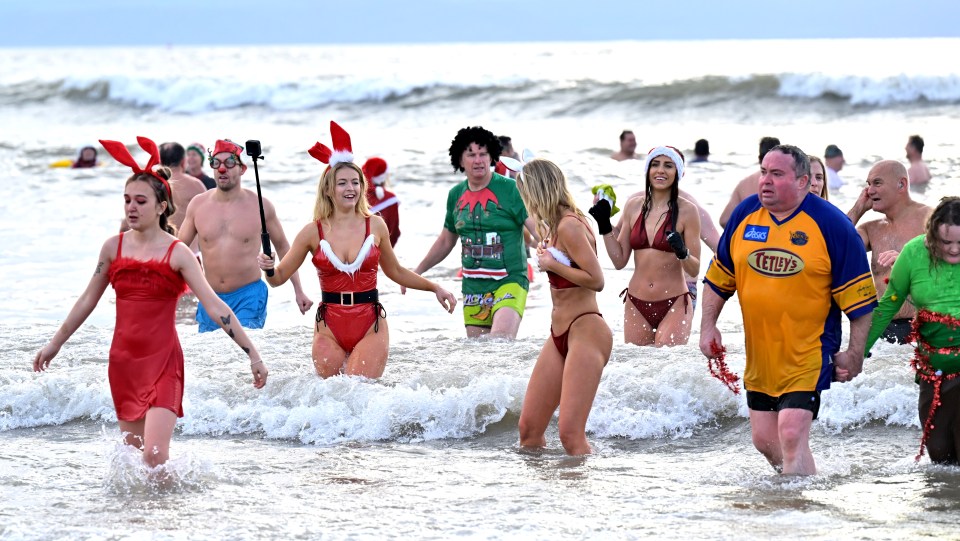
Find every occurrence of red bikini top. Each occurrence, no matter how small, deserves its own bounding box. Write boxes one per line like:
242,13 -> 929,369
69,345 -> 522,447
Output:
630,207 -> 673,252
546,247 -> 580,290
546,215 -> 595,290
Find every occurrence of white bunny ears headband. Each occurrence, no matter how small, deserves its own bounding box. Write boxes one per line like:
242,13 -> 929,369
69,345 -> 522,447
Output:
498,149 -> 536,179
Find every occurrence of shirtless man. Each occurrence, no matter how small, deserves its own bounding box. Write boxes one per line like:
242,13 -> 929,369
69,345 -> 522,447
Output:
611,130 -> 638,161
718,136 -> 780,228
846,159 -> 933,344
905,134 -> 931,186
159,142 -> 207,252
179,139 -> 312,332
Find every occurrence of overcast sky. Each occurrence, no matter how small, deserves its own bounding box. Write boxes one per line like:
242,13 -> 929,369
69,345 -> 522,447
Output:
2,0 -> 958,47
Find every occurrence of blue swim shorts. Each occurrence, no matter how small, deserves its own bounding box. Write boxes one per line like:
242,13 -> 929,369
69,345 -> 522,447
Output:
196,280 -> 268,333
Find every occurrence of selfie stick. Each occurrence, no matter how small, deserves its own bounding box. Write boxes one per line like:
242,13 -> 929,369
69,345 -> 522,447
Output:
246,140 -> 274,277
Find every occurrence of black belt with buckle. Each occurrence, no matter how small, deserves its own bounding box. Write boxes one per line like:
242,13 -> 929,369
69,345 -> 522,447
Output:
321,289 -> 378,306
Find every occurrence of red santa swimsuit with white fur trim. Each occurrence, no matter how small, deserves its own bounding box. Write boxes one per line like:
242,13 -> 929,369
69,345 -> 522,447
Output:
312,217 -> 384,353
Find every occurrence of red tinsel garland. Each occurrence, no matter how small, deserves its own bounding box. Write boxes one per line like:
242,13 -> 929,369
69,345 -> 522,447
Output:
910,309 -> 960,462
708,342 -> 741,395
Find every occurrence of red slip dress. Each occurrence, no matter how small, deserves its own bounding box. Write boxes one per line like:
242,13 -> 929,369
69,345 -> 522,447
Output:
107,233 -> 187,421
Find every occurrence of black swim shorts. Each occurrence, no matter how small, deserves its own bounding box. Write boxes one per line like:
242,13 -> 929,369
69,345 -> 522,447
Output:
746,390 -> 821,420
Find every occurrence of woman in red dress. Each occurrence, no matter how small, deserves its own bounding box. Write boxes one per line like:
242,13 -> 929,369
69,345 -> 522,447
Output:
33,136 -> 268,470
258,122 -> 457,378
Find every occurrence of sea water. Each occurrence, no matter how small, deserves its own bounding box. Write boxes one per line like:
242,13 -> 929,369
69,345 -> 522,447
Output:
2,38 -> 960,540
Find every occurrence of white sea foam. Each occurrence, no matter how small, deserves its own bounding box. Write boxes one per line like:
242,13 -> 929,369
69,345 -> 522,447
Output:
3,339 -> 924,443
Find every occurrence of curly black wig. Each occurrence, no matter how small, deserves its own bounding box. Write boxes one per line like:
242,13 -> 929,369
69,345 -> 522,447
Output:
448,126 -> 501,173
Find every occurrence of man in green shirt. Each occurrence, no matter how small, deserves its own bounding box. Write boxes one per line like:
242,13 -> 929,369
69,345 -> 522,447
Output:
410,126 -> 538,338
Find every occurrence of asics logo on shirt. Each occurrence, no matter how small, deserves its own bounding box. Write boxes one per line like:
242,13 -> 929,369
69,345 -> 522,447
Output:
743,225 -> 769,242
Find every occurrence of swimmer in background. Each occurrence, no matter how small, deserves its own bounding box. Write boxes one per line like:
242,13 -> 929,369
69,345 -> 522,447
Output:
718,136 -> 780,228
905,134 -> 931,186
72,145 -> 98,168
690,139 -> 709,163
611,130 -> 639,161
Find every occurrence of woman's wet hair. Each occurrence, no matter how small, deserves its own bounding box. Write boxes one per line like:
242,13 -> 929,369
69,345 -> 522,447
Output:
125,167 -> 176,235
516,158 -> 583,241
313,161 -> 370,221
925,196 -> 960,267
641,148 -> 684,237
448,126 -> 501,173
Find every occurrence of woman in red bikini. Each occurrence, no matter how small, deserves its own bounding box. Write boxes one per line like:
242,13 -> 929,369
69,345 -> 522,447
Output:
33,136 -> 267,471
504,154 -> 611,455
258,122 -> 457,378
592,146 -> 702,347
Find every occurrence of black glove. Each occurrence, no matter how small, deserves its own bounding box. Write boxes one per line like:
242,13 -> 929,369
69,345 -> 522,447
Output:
588,199 -> 613,235
666,231 -> 689,260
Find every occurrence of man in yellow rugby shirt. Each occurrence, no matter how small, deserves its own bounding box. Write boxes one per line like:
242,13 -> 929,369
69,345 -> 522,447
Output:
699,145 -> 877,475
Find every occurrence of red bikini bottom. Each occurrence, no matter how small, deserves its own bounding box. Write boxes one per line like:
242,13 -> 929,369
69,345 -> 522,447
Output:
620,288 -> 690,330
550,312 -> 604,358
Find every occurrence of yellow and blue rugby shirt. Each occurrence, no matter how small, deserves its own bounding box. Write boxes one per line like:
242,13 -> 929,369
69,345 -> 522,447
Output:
704,194 -> 877,396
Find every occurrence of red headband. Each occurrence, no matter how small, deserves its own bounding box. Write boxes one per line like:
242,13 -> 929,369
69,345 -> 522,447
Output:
99,136 -> 171,197
308,121 -> 354,168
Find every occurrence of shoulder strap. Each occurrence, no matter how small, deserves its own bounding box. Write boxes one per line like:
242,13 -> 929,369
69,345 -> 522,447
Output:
162,239 -> 181,263
316,219 -> 324,241
572,213 -> 596,242
116,232 -> 124,258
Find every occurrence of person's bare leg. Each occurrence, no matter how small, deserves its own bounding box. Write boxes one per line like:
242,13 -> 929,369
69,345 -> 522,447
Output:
749,410 -> 784,472
778,408 -> 816,475
518,340 -> 563,449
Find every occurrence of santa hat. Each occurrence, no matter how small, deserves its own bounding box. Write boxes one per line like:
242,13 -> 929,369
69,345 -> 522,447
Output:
98,136 -> 171,197
644,146 -> 685,182
308,121 -> 354,172
209,139 -> 245,163
362,157 -> 389,199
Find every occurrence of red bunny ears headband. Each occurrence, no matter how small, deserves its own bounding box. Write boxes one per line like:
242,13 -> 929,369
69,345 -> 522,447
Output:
308,121 -> 354,170
98,136 -> 171,197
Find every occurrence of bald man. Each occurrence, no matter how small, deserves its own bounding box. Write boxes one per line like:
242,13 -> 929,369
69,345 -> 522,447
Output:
846,160 -> 933,343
